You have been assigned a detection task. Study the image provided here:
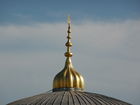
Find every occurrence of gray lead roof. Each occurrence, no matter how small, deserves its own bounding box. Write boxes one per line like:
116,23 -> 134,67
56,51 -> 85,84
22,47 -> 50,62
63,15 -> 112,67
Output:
8,91 -> 131,105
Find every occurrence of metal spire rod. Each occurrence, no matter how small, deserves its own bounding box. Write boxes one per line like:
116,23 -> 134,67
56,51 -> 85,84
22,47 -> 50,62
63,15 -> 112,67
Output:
64,16 -> 73,58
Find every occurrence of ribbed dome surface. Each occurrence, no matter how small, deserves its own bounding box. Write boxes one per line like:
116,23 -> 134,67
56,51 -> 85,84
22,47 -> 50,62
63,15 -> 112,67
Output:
53,58 -> 84,91
8,91 -> 131,105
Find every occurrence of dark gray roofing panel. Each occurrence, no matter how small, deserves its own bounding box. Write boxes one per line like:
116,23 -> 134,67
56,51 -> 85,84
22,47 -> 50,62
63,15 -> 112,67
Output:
7,91 -> 131,105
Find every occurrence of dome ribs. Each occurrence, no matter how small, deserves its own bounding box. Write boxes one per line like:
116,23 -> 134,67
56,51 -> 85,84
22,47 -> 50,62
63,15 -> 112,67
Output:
69,91 -> 76,105
41,92 -> 56,105
7,91 -> 131,105
75,91 -> 92,105
83,92 -> 106,105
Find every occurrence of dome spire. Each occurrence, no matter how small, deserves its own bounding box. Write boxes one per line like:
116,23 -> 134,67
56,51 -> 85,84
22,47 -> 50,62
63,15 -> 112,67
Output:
53,16 -> 84,92
64,16 -> 73,58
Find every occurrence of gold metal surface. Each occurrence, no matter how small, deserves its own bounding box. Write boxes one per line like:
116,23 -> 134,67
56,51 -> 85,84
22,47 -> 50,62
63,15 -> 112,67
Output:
53,16 -> 85,91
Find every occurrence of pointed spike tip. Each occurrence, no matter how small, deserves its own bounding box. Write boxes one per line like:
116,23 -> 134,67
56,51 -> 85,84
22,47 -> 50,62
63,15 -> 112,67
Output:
67,16 -> 71,24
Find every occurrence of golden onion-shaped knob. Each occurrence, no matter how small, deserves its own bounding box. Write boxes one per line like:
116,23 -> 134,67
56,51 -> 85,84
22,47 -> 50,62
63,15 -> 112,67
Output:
53,58 -> 84,91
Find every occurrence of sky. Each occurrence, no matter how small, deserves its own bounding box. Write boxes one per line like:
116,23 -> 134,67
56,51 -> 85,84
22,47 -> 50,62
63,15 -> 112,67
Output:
0,0 -> 140,105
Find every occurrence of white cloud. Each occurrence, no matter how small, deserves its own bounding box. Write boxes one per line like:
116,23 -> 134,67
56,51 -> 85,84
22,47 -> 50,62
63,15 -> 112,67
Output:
0,20 -> 139,50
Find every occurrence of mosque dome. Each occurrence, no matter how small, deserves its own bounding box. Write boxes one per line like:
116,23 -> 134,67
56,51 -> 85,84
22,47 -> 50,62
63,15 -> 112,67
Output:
7,17 -> 131,105
8,91 -> 131,105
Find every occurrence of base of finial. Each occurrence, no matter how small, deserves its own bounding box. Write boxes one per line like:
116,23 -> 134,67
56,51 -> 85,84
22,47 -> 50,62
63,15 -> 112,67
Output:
53,88 -> 83,92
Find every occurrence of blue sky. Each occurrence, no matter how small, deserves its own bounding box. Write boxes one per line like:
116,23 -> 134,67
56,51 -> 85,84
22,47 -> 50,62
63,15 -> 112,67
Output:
0,0 -> 140,24
0,0 -> 140,105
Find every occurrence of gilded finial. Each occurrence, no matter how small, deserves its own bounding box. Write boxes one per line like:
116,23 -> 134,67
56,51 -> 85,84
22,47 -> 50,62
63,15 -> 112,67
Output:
53,17 -> 84,92
65,16 -> 73,57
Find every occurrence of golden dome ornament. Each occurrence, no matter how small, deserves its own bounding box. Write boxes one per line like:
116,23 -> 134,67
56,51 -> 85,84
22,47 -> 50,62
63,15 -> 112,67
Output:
53,16 -> 85,91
